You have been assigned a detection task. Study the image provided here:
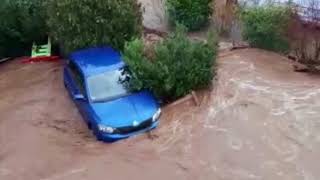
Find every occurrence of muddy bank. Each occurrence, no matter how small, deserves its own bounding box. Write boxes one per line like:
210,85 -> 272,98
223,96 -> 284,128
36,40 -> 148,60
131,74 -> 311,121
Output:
1,49 -> 320,180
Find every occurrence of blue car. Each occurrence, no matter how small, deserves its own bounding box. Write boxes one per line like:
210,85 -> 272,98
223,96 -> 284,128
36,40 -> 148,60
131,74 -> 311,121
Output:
63,47 -> 161,142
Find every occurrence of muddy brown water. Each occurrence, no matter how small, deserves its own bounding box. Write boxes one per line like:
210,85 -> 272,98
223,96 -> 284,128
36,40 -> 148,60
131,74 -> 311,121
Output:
1,49 -> 320,180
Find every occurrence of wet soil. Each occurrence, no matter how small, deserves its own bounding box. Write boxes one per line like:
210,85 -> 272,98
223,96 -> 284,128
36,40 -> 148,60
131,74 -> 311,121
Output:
1,49 -> 320,180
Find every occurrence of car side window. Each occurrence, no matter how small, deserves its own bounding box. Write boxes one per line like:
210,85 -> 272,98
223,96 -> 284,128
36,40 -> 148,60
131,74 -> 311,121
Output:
68,61 -> 86,95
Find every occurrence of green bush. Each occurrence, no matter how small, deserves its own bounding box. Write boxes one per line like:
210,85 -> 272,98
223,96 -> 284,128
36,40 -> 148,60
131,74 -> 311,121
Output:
241,6 -> 290,53
166,0 -> 213,31
47,0 -> 143,54
0,0 -> 47,58
123,26 -> 217,101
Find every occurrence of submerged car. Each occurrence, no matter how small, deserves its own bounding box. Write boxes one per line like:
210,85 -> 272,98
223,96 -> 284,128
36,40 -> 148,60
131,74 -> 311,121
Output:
64,47 -> 161,142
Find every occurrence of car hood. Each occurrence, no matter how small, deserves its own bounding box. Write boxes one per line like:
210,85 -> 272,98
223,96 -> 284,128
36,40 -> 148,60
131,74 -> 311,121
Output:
90,91 -> 159,127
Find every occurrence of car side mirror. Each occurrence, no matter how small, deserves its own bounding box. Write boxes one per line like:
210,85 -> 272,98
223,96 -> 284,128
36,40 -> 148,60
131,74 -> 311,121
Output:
74,94 -> 85,101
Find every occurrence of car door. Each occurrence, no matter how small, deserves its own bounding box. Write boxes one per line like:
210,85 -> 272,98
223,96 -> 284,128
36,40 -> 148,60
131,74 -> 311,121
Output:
64,61 -> 91,124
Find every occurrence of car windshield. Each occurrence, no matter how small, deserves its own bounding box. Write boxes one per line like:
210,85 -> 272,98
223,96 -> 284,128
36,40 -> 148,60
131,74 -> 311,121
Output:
87,68 -> 130,102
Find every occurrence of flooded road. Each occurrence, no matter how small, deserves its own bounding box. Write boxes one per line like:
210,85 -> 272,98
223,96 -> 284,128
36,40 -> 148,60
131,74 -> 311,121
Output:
1,49 -> 320,180
200,49 -> 320,180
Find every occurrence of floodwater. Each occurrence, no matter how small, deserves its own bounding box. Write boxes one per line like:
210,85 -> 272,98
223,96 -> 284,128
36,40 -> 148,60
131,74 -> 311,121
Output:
1,49 -> 320,180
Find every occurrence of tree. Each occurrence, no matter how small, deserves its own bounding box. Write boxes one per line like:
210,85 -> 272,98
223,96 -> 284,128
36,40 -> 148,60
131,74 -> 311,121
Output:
47,0 -> 143,54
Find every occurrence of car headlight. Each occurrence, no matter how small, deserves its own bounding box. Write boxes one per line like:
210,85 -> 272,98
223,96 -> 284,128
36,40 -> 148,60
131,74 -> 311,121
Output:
152,109 -> 161,122
98,125 -> 115,134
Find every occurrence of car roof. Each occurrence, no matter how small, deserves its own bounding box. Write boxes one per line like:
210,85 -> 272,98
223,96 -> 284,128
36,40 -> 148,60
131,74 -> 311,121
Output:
69,47 -> 125,77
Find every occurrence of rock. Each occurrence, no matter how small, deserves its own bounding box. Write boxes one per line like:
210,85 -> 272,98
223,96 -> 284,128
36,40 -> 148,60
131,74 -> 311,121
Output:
219,42 -> 234,51
293,63 -> 309,72
0,57 -> 11,63
287,54 -> 297,61
231,41 -> 250,50
191,91 -> 200,106
312,65 -> 320,73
